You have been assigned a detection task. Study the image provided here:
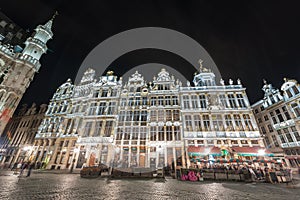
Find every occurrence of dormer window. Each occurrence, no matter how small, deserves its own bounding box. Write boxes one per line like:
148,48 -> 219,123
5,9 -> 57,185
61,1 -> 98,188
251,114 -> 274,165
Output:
292,85 -> 299,95
286,89 -> 292,98
101,89 -> 108,97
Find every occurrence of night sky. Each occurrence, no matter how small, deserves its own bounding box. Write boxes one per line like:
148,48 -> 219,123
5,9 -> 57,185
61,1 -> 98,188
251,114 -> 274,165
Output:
1,1 -> 300,106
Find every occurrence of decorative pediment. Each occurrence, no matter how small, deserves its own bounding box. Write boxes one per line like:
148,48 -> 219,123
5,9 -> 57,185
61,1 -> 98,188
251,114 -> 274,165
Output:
154,68 -> 171,82
80,68 -> 95,84
126,71 -> 145,87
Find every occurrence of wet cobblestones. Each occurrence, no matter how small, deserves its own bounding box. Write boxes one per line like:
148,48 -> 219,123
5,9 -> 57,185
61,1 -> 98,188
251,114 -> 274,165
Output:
0,170 -> 299,200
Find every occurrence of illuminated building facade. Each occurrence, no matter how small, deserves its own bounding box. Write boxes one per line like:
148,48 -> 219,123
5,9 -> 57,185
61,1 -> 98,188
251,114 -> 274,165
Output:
252,78 -> 300,169
0,13 -> 56,135
30,63 -> 265,170
181,63 -> 265,167
0,103 -> 47,166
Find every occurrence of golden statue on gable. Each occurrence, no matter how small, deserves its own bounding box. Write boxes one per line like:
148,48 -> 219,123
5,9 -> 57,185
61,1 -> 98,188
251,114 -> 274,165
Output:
198,59 -> 211,73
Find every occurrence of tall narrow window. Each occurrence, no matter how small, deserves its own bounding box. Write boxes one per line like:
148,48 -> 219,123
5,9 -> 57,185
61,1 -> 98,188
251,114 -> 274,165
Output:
292,86 -> 299,95
121,98 -> 126,107
83,122 -> 93,137
184,115 -> 192,131
282,106 -> 291,120
233,114 -> 244,131
98,102 -> 106,115
133,111 -> 140,121
183,95 -> 190,109
142,97 -> 148,106
275,109 -> 284,122
174,126 -> 181,140
236,93 -> 246,108
193,115 -> 201,131
165,96 -> 171,106
291,102 -> 300,117
166,126 -> 173,141
101,89 -> 108,97
228,94 -> 237,108
173,110 -> 180,121
219,94 -> 227,108
150,97 -> 156,106
119,111 -> 126,122
128,98 -> 134,106
157,110 -> 164,121
270,111 -> 278,124
267,124 -> 273,132
191,95 -> 199,108
93,121 -> 102,137
141,110 -> 147,122
107,102 -> 116,115
158,127 -> 164,141
150,110 -> 157,121
150,127 -> 157,141
199,95 -> 207,108
158,96 -> 164,106
103,121 -> 113,137
172,96 -> 178,106
126,111 -> 132,121
212,115 -> 224,131
111,89 -> 117,97
271,135 -> 279,147
166,110 -> 172,121
203,115 -> 210,131
135,97 -> 140,106
225,115 -> 234,131
243,114 -> 254,131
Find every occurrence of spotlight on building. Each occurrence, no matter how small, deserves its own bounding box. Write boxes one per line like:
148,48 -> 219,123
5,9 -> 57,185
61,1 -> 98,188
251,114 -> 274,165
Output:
257,149 -> 265,156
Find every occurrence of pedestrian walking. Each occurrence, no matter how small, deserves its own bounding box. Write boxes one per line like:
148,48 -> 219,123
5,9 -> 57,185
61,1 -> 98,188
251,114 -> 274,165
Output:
18,162 -> 28,177
26,162 -> 35,177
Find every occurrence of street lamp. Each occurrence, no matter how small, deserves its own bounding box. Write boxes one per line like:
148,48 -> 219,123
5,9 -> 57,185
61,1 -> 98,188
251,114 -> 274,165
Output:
22,146 -> 33,162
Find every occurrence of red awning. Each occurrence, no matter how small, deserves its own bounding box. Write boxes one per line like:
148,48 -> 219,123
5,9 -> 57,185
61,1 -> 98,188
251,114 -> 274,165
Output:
232,147 -> 272,154
188,146 -> 220,154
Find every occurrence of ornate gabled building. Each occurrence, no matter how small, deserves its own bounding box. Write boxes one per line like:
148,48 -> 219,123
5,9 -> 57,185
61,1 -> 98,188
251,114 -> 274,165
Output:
75,69 -> 122,169
115,71 -> 149,168
147,69 -> 183,169
27,63 -> 266,172
0,12 -> 56,135
33,78 -> 73,169
0,103 -> 47,166
181,61 -> 264,167
252,78 -> 300,169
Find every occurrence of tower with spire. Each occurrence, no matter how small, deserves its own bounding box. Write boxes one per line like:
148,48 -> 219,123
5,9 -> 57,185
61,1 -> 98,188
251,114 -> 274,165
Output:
21,11 -> 57,70
0,12 -> 56,135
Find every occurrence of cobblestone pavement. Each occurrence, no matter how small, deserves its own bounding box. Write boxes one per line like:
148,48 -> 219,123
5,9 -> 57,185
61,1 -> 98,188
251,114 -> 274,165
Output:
0,170 -> 299,200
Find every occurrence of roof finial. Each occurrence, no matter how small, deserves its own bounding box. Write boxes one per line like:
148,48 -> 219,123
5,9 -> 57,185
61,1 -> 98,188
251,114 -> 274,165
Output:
198,59 -> 203,71
263,79 -> 267,85
52,11 -> 59,21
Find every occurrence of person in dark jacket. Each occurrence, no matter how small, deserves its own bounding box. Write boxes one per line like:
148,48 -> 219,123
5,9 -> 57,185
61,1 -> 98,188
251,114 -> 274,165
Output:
18,162 -> 28,177
26,162 -> 35,177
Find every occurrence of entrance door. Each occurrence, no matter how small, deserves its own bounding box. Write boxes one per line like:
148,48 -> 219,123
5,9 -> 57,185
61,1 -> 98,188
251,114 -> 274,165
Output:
139,155 -> 145,167
89,153 -> 96,166
150,158 -> 156,169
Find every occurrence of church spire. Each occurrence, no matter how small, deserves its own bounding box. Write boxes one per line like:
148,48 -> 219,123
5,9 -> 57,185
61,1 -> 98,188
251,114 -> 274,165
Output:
22,12 -> 57,64
44,11 -> 58,32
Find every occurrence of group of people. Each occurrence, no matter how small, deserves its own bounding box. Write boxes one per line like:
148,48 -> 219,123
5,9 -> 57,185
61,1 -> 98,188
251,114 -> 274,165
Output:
189,162 -> 292,183
11,161 -> 35,177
